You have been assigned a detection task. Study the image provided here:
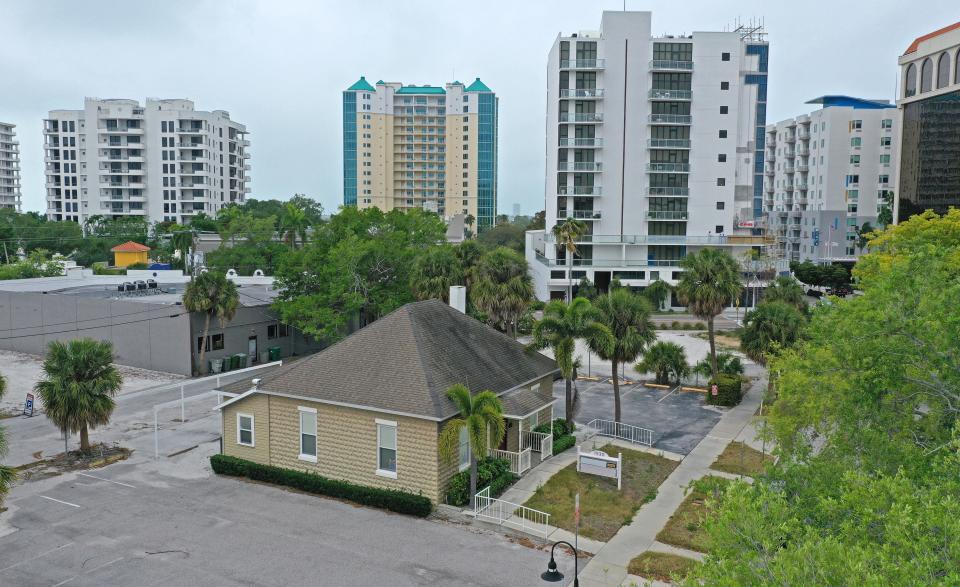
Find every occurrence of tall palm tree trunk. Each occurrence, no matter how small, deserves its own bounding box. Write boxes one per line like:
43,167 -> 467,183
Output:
707,316 -> 718,377
564,377 -> 574,425
567,251 -> 573,302
612,358 -> 621,424
79,424 -> 90,453
469,454 -> 479,509
198,313 -> 211,375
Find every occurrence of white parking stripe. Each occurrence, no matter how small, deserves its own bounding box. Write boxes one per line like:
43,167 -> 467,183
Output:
657,386 -> 681,403
76,472 -> 135,488
0,543 -> 75,572
39,495 -> 81,508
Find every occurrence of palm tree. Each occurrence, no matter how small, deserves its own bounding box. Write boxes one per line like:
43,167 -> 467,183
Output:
693,351 -> 744,383
676,249 -> 742,378
279,202 -> 310,249
590,289 -> 656,423
472,247 -> 533,337
35,339 -> 123,453
763,275 -> 806,312
0,373 -> 15,504
531,298 -> 612,426
740,301 -> 806,364
410,246 -> 463,302
171,229 -> 194,273
464,214 -> 475,238
636,341 -> 689,386
643,279 -> 672,311
438,384 -> 506,505
183,271 -> 240,374
552,218 -> 588,302
455,239 -> 484,292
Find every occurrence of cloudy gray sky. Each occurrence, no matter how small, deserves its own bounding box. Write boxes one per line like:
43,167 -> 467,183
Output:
2,0 -> 953,216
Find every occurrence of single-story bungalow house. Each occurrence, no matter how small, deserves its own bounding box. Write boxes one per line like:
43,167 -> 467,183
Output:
215,299 -> 559,504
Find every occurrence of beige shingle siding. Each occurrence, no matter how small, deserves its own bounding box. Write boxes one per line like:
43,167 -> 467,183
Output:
223,394 -> 271,465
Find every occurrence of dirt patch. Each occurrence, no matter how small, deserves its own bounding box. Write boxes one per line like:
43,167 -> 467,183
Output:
14,443 -> 132,482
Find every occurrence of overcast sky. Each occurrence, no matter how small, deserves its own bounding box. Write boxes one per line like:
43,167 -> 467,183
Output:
2,0 -> 953,216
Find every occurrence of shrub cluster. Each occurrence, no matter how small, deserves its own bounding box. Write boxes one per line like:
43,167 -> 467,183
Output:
552,434 -> 577,454
445,457 -> 516,506
656,321 -> 706,331
706,374 -> 743,407
534,418 -> 577,454
210,454 -> 432,517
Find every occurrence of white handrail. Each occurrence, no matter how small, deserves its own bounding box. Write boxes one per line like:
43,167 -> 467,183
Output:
473,485 -> 551,539
585,419 -> 655,447
492,447 -> 533,476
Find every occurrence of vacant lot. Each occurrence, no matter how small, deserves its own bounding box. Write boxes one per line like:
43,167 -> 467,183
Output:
656,477 -> 731,552
711,441 -> 774,477
524,445 -> 678,541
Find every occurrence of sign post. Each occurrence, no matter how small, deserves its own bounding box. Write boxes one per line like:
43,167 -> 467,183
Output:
577,447 -> 623,491
711,384 -> 718,397
23,393 -> 35,417
574,493 -> 580,552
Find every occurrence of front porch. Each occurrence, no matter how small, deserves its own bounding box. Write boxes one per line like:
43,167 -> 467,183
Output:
489,387 -> 556,476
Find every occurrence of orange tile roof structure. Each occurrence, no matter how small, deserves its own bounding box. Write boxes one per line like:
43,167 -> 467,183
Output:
110,241 -> 151,253
904,21 -> 960,55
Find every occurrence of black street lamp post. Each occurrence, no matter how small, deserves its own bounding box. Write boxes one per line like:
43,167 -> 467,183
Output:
541,540 -> 578,586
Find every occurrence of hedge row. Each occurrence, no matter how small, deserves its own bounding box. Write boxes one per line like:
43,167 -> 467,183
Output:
553,434 -> 577,454
445,457 -> 516,506
706,374 -> 744,407
210,454 -> 433,517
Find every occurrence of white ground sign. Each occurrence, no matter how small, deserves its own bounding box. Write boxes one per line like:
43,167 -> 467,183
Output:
576,447 -> 622,490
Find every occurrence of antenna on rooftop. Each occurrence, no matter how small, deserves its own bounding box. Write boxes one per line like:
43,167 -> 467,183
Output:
732,16 -> 767,42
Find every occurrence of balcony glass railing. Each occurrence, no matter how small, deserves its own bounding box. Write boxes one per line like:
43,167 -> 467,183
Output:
647,139 -> 691,149
558,186 -> 602,196
646,163 -> 690,173
559,88 -> 605,98
648,89 -> 692,100
648,114 -> 692,124
650,60 -> 694,70
558,162 -> 602,171
559,138 -> 603,147
559,113 -> 603,123
559,59 -> 606,69
646,210 -> 689,220
647,187 -> 689,196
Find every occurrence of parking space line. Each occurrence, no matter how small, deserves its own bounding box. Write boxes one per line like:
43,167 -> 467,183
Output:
39,495 -> 81,508
76,472 -> 135,488
0,542 -> 75,572
657,386 -> 681,403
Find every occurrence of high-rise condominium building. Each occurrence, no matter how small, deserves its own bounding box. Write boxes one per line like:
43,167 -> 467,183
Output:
342,77 -> 498,231
0,122 -> 21,211
526,11 -> 770,301
44,98 -> 250,224
896,21 -> 960,222
764,96 -> 898,263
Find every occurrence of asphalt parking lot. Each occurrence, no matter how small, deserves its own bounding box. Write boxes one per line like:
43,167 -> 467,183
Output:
0,446 -> 573,587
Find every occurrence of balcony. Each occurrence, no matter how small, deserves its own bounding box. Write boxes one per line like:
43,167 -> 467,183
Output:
796,183 -> 809,190
559,59 -> 605,69
784,165 -> 795,173
559,138 -> 603,147
559,113 -> 603,123
797,148 -> 810,156
646,210 -> 688,220
541,233 -> 770,247
647,187 -> 689,196
650,59 -> 693,71
796,164 -> 809,172
648,139 -> 691,149
558,186 -> 602,196
784,150 -> 796,159
648,89 -> 692,101
764,166 -> 775,176
648,114 -> 691,125
559,210 -> 602,220
558,162 -> 602,172
646,163 -> 689,173
784,134 -> 796,143
98,126 -> 144,135
560,88 -> 604,98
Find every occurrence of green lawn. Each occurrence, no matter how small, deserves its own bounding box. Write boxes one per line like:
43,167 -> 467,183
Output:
627,551 -> 700,583
710,441 -> 774,477
523,445 -> 678,541
656,477 -> 730,552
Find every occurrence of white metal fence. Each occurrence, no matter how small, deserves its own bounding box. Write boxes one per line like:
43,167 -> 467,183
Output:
474,486 -> 551,539
521,430 -> 554,460
491,447 -> 532,476
585,419 -> 655,447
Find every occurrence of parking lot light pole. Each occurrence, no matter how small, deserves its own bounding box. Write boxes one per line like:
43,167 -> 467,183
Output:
541,540 -> 578,586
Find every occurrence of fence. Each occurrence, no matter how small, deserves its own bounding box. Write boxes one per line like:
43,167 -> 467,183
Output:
491,447 -> 532,476
474,486 -> 552,540
521,430 -> 554,460
585,419 -> 655,447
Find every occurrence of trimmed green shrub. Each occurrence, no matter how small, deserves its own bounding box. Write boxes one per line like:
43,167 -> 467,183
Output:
534,418 -> 575,438
706,373 -> 743,407
210,454 -> 432,517
552,434 -> 577,454
93,265 -> 126,275
445,457 -> 515,506
126,262 -> 149,270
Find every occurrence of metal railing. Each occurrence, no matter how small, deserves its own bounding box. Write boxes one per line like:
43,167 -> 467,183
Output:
650,59 -> 694,70
474,486 -> 551,539
649,114 -> 692,124
558,162 -> 602,172
559,113 -> 603,123
646,163 -> 690,173
649,89 -> 692,100
491,448 -> 532,476
559,138 -> 603,147
648,138 -> 691,149
647,187 -> 689,196
646,210 -> 688,220
558,186 -> 602,195
559,59 -> 605,69
585,419 -> 654,447
521,431 -> 554,460
560,88 -> 604,98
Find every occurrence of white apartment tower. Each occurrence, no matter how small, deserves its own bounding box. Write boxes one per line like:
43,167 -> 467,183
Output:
526,11 -> 770,300
0,122 -> 22,211
44,98 -> 250,224
764,97 -> 898,263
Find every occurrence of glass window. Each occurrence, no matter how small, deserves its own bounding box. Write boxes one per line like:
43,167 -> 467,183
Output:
921,58 -> 933,92
299,408 -> 317,461
937,52 -> 951,89
458,426 -> 470,471
237,414 -> 254,446
721,52 -> 730,61
377,421 -> 397,476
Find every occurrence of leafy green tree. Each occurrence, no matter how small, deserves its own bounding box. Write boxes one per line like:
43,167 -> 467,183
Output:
187,212 -> 219,233
438,384 -> 506,505
0,249 -> 65,280
410,245 -> 463,302
573,277 -> 597,300
183,272 -> 240,373
0,373 -> 14,505
552,218 -> 588,302
35,339 -> 123,453
527,210 -> 546,231
762,275 -> 806,312
531,298 -> 611,425
288,194 -> 325,226
740,301 -> 805,364
675,249 -> 742,377
590,289 -> 655,422
472,247 -> 533,337
643,279 -> 672,311
476,221 -> 526,253
635,341 -> 689,385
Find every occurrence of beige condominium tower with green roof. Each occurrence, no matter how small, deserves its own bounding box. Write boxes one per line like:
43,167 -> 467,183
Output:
342,77 -> 498,232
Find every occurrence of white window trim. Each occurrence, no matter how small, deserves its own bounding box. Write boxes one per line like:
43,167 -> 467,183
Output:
298,406 -> 318,463
458,426 -> 470,472
376,419 -> 398,479
236,412 -> 255,447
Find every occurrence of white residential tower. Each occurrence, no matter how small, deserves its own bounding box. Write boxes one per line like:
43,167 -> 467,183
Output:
0,122 -> 21,211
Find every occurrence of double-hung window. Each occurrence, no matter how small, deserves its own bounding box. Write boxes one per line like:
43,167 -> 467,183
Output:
299,407 -> 317,462
376,419 -> 397,478
458,426 -> 470,472
237,413 -> 254,446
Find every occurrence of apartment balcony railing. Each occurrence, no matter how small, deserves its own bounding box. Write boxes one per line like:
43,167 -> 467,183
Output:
649,59 -> 694,71
559,138 -> 603,147
558,186 -> 602,196
764,166 -> 775,175
784,165 -> 795,173
647,187 -> 689,196
784,150 -> 796,158
558,161 -> 602,172
796,183 -> 809,190
559,59 -> 606,69
646,210 -> 688,220
648,89 -> 692,100
648,114 -> 692,125
784,134 -> 796,143
796,164 -> 809,172
797,148 -> 810,156
559,113 -> 603,123
558,210 -> 602,220
648,138 -> 691,149
560,88 -> 604,98
646,163 -> 690,173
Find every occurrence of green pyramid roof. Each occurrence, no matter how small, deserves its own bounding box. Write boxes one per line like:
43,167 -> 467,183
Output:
348,76 -> 375,91
465,77 -> 491,92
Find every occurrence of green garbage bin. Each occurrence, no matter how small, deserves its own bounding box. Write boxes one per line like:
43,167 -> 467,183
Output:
236,353 -> 248,369
268,346 -> 282,361
230,354 -> 242,370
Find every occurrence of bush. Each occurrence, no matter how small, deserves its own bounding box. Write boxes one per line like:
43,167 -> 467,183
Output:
552,434 -> 577,454
706,373 -> 743,407
93,265 -> 126,275
444,457 -> 516,506
671,320 -> 682,329
126,262 -> 148,270
534,417 -> 574,438
210,454 -> 432,517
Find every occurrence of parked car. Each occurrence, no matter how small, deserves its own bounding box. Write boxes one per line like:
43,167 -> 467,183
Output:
827,286 -> 853,297
806,288 -> 824,298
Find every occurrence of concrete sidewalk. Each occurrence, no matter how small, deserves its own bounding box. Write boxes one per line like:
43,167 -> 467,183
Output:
578,367 -> 767,586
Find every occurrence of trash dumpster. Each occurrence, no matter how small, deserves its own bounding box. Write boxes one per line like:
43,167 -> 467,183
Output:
209,358 -> 223,374
268,346 -> 282,361
237,353 -> 249,368
230,354 -> 242,370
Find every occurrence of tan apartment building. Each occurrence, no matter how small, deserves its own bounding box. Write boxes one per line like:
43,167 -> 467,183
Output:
343,77 -> 498,232
216,299 -> 557,504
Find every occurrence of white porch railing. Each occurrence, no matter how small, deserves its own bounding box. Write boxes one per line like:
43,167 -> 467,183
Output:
521,430 -> 554,460
585,419 -> 655,447
474,486 -> 551,540
492,447 -> 532,476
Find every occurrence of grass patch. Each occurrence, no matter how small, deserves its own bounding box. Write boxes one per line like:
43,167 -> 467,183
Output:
656,477 -> 730,552
523,445 -> 678,541
628,551 -> 700,583
710,441 -> 774,477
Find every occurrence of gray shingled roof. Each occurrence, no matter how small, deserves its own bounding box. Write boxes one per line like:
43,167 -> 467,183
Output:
220,299 -> 558,420
499,386 -> 556,418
